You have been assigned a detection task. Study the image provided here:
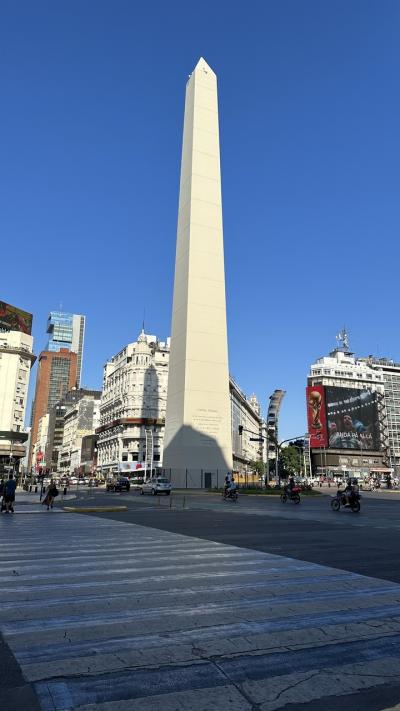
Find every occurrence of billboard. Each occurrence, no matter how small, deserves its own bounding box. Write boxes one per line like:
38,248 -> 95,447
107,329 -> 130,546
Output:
325,387 -> 380,451
306,385 -> 328,448
0,301 -> 32,335
118,462 -> 146,473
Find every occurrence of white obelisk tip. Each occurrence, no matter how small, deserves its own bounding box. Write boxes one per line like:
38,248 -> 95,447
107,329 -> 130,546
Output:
193,57 -> 215,76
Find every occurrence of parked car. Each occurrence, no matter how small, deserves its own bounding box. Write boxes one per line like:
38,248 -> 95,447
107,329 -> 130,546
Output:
106,478 -> 131,492
130,474 -> 145,490
141,477 -> 172,496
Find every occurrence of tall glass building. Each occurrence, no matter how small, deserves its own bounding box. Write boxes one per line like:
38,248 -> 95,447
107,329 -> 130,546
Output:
46,311 -> 85,387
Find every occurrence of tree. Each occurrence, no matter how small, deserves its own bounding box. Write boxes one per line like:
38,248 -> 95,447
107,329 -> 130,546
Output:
279,446 -> 301,478
249,459 -> 265,478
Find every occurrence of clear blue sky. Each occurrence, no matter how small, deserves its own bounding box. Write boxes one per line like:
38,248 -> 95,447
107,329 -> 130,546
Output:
1,1 -> 399,439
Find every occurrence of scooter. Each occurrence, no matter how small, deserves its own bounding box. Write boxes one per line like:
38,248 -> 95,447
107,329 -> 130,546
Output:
331,489 -> 361,513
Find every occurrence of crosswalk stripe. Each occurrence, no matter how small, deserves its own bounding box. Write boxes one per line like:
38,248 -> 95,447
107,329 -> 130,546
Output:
2,513 -> 400,710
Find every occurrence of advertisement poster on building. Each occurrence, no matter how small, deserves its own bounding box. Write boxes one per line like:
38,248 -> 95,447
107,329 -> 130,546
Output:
0,301 -> 33,334
306,385 -> 328,447
325,387 -> 380,450
118,461 -> 146,474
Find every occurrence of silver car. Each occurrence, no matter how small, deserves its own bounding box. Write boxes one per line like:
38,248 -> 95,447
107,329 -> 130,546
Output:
141,477 -> 172,496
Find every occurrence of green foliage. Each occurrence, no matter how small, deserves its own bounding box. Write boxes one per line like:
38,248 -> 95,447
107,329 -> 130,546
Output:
279,446 -> 301,476
248,459 -> 265,477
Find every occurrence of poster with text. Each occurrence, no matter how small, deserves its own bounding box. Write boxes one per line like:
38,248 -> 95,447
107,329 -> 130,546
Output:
325,387 -> 380,450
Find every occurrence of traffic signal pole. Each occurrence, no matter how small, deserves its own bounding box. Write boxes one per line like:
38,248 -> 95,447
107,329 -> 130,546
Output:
266,434 -> 306,487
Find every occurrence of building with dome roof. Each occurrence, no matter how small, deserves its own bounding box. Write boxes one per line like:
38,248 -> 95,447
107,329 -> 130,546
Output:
96,330 -> 170,478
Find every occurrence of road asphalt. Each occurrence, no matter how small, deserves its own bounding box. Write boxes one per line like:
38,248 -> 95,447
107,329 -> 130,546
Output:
1,487 -> 400,710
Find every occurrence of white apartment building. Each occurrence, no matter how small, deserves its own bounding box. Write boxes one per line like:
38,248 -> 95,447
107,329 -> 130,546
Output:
308,342 -> 390,477
0,328 -> 36,470
360,357 -> 400,473
59,393 -> 101,475
309,349 -> 384,392
97,330 -> 170,477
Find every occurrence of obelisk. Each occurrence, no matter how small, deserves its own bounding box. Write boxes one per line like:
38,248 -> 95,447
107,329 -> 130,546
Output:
163,58 -> 233,487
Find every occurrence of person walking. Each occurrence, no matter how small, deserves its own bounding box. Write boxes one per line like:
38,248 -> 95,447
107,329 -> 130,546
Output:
4,474 -> 17,513
42,479 -> 59,510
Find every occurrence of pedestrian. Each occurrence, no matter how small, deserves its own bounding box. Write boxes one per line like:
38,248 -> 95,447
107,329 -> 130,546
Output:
4,474 -> 17,513
0,479 -> 6,512
42,479 -> 59,510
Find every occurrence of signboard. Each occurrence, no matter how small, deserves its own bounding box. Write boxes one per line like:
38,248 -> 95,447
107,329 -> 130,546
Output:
0,301 -> 32,335
118,461 -> 146,473
325,387 -> 380,451
306,385 -> 328,448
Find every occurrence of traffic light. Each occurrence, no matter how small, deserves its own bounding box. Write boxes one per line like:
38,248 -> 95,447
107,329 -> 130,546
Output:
238,425 -> 243,436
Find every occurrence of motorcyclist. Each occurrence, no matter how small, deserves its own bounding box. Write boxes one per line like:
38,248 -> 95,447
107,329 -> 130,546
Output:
284,476 -> 295,498
223,476 -> 237,499
227,477 -> 237,497
343,479 -> 356,506
224,472 -> 232,497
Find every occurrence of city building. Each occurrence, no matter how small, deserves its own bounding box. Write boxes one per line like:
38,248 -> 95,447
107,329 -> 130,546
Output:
0,301 -> 36,475
230,380 -> 265,481
97,328 -> 265,486
46,311 -> 85,386
360,357 -> 400,474
80,434 -> 98,476
46,388 -> 101,472
33,413 -> 50,470
96,330 -> 170,478
20,427 -> 31,475
307,332 -> 389,479
163,58 -> 233,485
59,392 -> 101,476
29,349 -> 77,470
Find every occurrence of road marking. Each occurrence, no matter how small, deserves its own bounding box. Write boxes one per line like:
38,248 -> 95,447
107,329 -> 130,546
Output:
2,514 -> 400,710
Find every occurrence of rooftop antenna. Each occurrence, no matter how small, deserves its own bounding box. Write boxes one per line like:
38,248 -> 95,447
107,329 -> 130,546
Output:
336,327 -> 349,351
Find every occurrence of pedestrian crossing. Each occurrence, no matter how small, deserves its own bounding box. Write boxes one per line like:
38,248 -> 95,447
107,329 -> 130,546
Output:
1,513 -> 400,709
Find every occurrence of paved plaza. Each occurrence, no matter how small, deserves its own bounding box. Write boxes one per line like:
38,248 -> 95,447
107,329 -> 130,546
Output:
1,491 -> 400,709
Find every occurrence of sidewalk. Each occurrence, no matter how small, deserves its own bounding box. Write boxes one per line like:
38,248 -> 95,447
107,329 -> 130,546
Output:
2,490 -> 76,515
1,512 -> 400,709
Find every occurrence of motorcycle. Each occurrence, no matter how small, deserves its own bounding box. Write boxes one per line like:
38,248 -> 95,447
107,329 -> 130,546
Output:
280,486 -> 301,504
331,489 -> 361,513
222,488 -> 239,503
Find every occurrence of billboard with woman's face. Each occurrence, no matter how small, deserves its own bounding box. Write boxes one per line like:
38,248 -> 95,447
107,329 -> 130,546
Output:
325,387 -> 380,451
